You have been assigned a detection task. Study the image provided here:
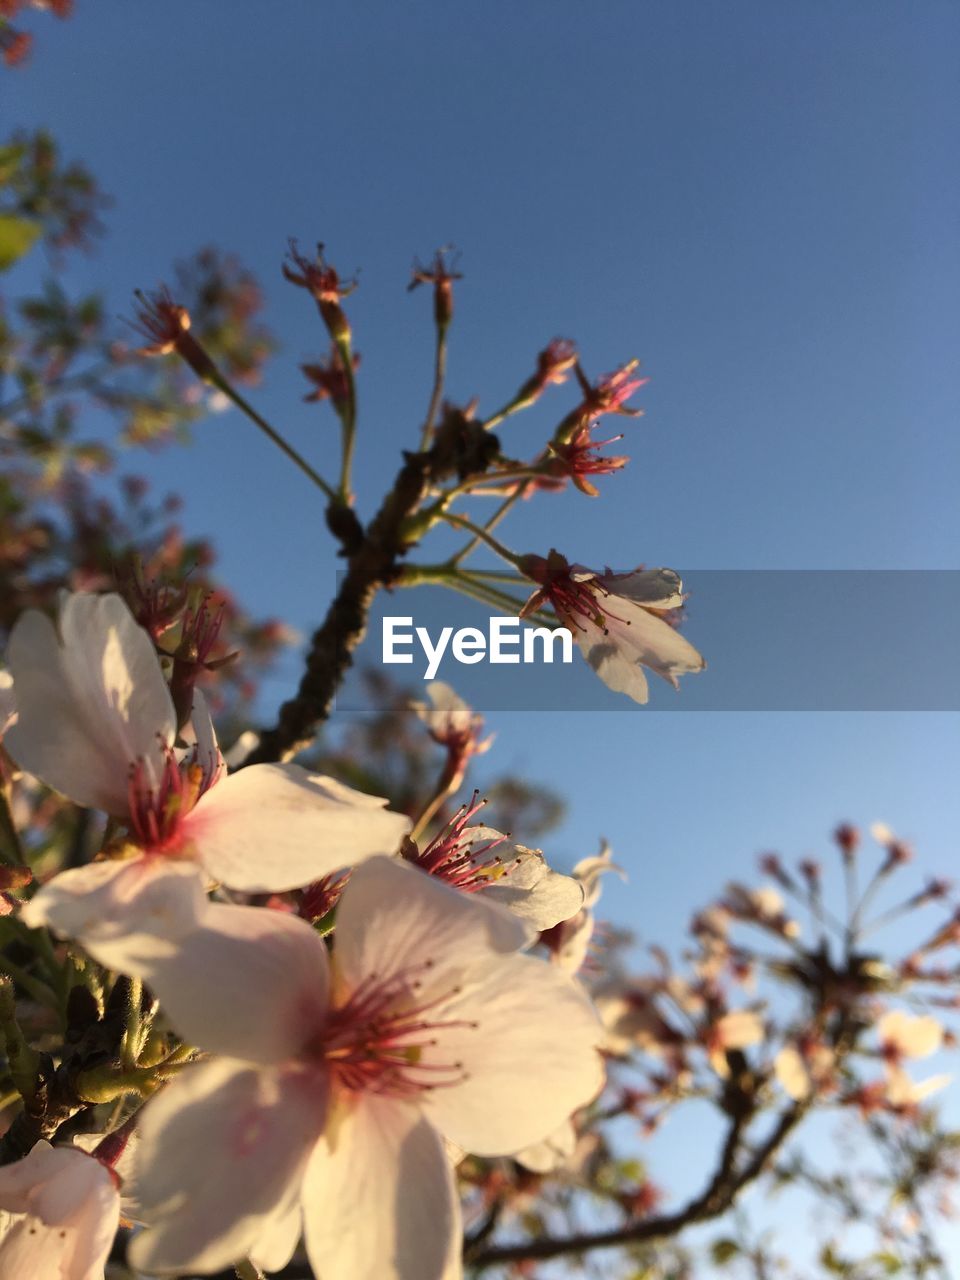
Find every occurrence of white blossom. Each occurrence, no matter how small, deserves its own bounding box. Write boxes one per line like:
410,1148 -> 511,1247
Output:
130,856 -> 604,1279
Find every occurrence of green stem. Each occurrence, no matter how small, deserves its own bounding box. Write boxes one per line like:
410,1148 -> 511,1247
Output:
419,320 -> 448,452
333,334 -> 358,503
450,482 -> 530,566
120,976 -> 143,1070
400,564 -> 526,615
208,372 -> 337,501
438,512 -> 525,569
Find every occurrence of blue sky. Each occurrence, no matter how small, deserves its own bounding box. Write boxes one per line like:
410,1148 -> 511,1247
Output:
9,0 -> 960,1247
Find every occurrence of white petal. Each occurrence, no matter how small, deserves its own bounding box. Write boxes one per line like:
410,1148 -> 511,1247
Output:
877,1010 -> 943,1059
774,1047 -> 811,1101
144,903 -> 330,1064
5,593 -> 175,814
249,1192 -> 303,1273
572,841 -> 624,908
514,1120 -> 577,1173
885,1066 -> 952,1107
130,1059 -> 327,1274
180,687 -> 225,787
0,1143 -> 119,1280
188,767 -> 411,892
334,857 -> 531,996
601,568 -> 686,610
423,953 -> 604,1155
573,600 -> 704,704
484,858 -> 584,930
0,1218 -> 70,1274
20,858 -> 208,974
302,1094 -> 456,1280
717,1010 -> 764,1049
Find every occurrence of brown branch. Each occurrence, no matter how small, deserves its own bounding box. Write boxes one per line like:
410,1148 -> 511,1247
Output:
241,412 -> 499,767
465,1102 -> 808,1270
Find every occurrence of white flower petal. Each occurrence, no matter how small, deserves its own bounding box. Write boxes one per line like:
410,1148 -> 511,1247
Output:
144,903 -> 330,1064
249,1192 -> 303,1273
189,767 -> 411,892
180,688 -> 225,787
5,593 -> 175,814
484,857 -> 584,930
877,1010 -> 943,1059
302,1094 -> 456,1280
130,1059 -> 327,1275
334,857 -> 531,996
574,601 -> 705,704
423,953 -> 604,1155
0,1142 -> 119,1280
774,1047 -> 811,1101
514,1119 -> 577,1173
20,858 -> 208,974
602,568 -> 686,611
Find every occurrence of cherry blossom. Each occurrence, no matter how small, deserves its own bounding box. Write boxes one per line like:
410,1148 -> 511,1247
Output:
403,793 -> 582,931
774,1042 -> 836,1101
541,840 -> 624,974
129,856 -> 603,1279
0,1141 -> 120,1279
877,1010 -> 950,1107
706,1009 -> 764,1077
520,553 -> 705,704
5,592 -> 410,969
411,682 -> 493,793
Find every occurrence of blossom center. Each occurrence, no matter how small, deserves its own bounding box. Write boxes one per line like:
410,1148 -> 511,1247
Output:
313,964 -> 476,1098
125,745 -> 211,853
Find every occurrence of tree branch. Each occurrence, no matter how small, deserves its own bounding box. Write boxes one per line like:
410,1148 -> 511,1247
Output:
241,414 -> 499,766
465,1101 -> 808,1270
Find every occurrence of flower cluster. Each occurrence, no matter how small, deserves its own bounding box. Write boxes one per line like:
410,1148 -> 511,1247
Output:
0,591 -> 603,1278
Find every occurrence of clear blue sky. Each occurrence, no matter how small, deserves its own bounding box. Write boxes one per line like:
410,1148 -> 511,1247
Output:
9,0 -> 960,1245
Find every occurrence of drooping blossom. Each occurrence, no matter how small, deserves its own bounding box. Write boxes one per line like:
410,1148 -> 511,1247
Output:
519,553 -> 705,704
411,681 -> 493,793
541,840 -> 625,974
0,1141 -> 120,1279
129,856 -> 603,1279
5,592 -> 410,969
403,792 -> 583,931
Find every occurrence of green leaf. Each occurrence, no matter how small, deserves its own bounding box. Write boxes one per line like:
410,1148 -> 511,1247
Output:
0,214 -> 41,271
